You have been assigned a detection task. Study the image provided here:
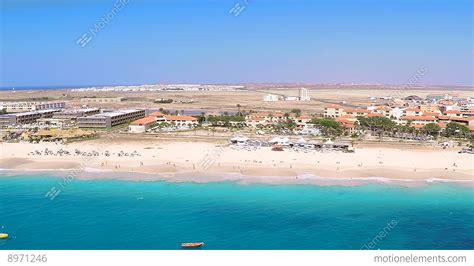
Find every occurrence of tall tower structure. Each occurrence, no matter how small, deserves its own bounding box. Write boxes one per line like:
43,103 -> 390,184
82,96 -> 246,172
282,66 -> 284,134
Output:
299,88 -> 311,101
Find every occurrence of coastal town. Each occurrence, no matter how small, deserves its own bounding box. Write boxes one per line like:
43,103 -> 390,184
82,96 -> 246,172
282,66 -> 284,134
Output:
0,86 -> 473,185
0,88 -> 473,147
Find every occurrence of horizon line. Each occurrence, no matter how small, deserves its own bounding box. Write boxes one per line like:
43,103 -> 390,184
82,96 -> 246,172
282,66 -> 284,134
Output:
1,82 -> 473,90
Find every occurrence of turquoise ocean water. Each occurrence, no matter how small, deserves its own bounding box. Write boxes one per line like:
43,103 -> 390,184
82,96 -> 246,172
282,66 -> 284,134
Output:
0,174 -> 473,250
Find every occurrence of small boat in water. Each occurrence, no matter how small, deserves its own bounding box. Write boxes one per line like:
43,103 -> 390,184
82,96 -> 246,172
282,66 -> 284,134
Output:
0,233 -> 8,239
181,242 -> 204,248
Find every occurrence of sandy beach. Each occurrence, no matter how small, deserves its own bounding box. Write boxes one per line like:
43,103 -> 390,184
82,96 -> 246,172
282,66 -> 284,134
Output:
1,138 -> 473,187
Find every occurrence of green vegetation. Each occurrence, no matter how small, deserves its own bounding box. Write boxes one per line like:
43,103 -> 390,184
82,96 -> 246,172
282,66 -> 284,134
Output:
158,108 -> 170,115
236,104 -> 242,116
276,119 -> 297,131
357,116 -> 396,134
423,123 -> 441,137
310,118 -> 343,138
206,113 -> 245,127
155,122 -> 173,129
290,108 -> 301,117
444,122 -> 469,138
154,99 -> 173,104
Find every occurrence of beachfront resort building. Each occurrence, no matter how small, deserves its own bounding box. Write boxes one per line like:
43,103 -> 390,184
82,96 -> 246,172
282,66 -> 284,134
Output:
343,108 -> 372,117
129,116 -> 157,133
0,101 -> 65,113
77,109 -> 145,129
368,106 -> 390,117
36,118 -> 74,129
403,107 -> 423,117
128,113 -> 198,132
444,109 -> 463,118
163,115 -> 198,127
399,116 -> 438,128
295,115 -> 312,126
0,109 -> 61,127
244,112 -> 317,132
419,104 -> 442,114
439,116 -> 474,129
53,108 -> 101,120
322,98 -> 474,133
323,104 -> 344,118
335,115 -> 360,134
245,112 -> 295,127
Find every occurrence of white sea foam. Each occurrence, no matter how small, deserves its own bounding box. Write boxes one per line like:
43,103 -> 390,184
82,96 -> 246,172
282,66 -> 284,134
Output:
1,168 -> 473,187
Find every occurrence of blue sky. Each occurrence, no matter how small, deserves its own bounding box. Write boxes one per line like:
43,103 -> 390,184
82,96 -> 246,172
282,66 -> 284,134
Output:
0,0 -> 472,87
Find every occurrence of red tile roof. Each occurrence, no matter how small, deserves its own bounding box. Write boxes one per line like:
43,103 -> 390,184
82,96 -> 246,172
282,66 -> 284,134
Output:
450,117 -> 473,122
339,115 -> 353,119
367,113 -> 384,118
445,110 -> 461,114
270,112 -> 286,118
296,115 -> 311,120
344,109 -> 371,113
131,116 -> 157,126
401,116 -> 437,121
336,118 -> 354,123
422,112 -> 440,117
149,111 -> 165,117
164,115 -> 197,121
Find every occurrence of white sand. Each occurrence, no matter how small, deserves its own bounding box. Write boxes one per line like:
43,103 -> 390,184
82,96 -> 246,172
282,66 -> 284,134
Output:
1,140 -> 473,186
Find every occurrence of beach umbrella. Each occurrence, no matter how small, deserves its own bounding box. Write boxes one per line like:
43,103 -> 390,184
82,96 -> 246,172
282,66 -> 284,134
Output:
270,137 -> 281,143
297,137 -> 306,143
238,137 -> 249,142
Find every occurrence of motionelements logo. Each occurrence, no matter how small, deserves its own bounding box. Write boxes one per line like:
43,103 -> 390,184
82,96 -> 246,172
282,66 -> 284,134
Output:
76,0 -> 130,47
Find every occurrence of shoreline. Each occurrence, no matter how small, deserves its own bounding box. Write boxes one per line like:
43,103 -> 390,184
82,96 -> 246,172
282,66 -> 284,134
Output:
1,167 -> 474,188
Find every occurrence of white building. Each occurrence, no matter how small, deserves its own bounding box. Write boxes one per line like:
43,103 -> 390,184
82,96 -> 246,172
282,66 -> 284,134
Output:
37,118 -> 73,129
163,115 -> 198,127
80,97 -> 124,103
129,116 -> 157,133
284,96 -> 299,101
263,94 -> 279,102
389,107 -> 404,120
299,88 -> 311,101
77,109 -> 145,129
0,101 -> 65,113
